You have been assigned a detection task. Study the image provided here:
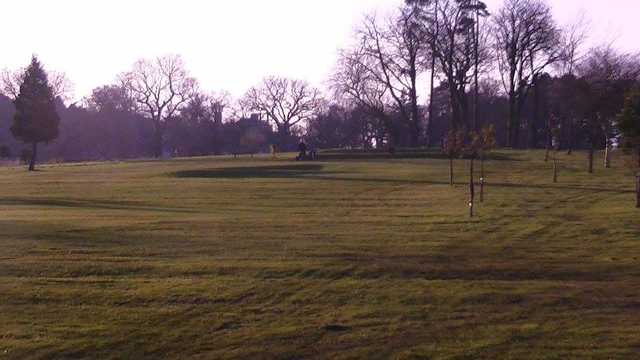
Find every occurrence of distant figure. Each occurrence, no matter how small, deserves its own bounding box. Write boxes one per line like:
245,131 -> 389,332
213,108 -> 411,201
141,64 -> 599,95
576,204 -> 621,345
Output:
297,141 -> 308,161
309,147 -> 318,161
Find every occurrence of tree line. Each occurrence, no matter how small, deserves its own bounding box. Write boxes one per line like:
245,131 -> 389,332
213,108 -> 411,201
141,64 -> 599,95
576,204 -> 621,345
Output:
0,0 -> 639,179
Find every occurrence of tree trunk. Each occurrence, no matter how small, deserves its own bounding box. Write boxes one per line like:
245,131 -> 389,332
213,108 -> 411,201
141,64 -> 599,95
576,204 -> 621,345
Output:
588,146 -> 594,174
380,115 -> 397,150
553,156 -> 558,184
469,158 -> 475,218
473,8 -> 480,133
153,122 -> 163,158
426,0 -> 439,149
480,156 -> 485,203
507,94 -> 515,148
29,142 -> 37,171
451,92 -> 462,132
410,90 -> 420,148
604,140 -> 611,169
567,119 -> 574,155
408,60 -> 420,149
449,157 -> 454,186
636,172 -> 640,209
460,93 -> 469,133
513,122 -> 521,149
528,76 -> 540,149
528,118 -> 537,150
427,75 -> 436,148
544,120 -> 552,162
278,126 -> 291,151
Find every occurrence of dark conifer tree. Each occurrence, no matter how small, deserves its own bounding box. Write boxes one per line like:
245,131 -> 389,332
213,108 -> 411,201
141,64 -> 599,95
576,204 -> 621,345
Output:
10,56 -> 60,171
617,89 -> 640,208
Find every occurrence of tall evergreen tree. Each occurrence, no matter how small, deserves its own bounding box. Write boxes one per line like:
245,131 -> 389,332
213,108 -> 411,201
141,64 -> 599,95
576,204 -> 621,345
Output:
10,56 -> 60,171
617,88 -> 640,208
618,89 -> 640,162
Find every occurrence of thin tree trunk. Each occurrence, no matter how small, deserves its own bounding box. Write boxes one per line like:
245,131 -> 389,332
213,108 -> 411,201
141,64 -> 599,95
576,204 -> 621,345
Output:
460,93 -> 469,133
426,0 -> 439,148
153,121 -> 163,158
507,95 -> 516,148
528,118 -> 537,150
529,75 -> 539,149
604,139 -> 611,169
513,121 -> 521,149
480,155 -> 485,203
427,71 -> 436,148
588,146 -> 594,174
29,142 -> 37,171
636,172 -> 640,208
544,113 -> 552,162
278,126 -> 292,152
510,87 -> 523,149
449,157 -> 454,186
567,119 -> 574,155
553,156 -> 558,183
469,157 -> 475,218
473,7 -> 479,133
411,85 -> 420,148
450,88 -> 463,132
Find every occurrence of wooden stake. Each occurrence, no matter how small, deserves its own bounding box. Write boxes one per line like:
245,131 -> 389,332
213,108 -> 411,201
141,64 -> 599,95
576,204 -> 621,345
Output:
636,173 -> 640,209
469,158 -> 475,218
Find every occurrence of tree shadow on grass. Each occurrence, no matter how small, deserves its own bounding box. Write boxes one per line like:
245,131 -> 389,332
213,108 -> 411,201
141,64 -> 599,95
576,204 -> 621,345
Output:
486,182 -> 636,194
172,164 -> 634,195
318,150 -> 519,162
172,164 -> 331,179
0,197 -> 199,213
315,177 -> 635,194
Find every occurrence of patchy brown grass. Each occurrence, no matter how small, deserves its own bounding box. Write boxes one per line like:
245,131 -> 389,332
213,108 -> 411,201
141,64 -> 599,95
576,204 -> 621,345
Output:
0,150 -> 639,359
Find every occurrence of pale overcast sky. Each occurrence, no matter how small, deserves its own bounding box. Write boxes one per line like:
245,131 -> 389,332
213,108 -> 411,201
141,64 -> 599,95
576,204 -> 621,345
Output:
2,0 -> 639,101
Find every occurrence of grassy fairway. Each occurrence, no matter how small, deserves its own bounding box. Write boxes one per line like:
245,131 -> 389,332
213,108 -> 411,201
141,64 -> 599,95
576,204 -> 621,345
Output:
1,150 -> 639,359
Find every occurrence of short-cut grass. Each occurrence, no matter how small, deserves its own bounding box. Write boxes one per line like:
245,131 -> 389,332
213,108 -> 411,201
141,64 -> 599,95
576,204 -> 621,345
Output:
0,150 -> 639,359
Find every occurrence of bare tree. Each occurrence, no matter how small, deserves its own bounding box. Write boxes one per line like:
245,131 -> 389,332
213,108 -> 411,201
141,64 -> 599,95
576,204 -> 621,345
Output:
443,129 -> 465,186
351,9 -> 428,147
427,0 -> 439,147
478,124 -> 496,202
551,126 -> 561,183
210,91 -> 232,124
0,69 -> 22,100
469,1 -> 490,133
577,45 -> 640,173
428,0 -> 491,132
331,46 -> 396,148
2,67 -> 74,102
557,13 -> 590,77
387,6 -> 430,147
120,54 -> 197,158
493,0 -> 560,148
466,130 -> 481,217
551,13 -> 590,155
241,77 -> 322,149
406,0 -> 440,147
409,0 -> 488,138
